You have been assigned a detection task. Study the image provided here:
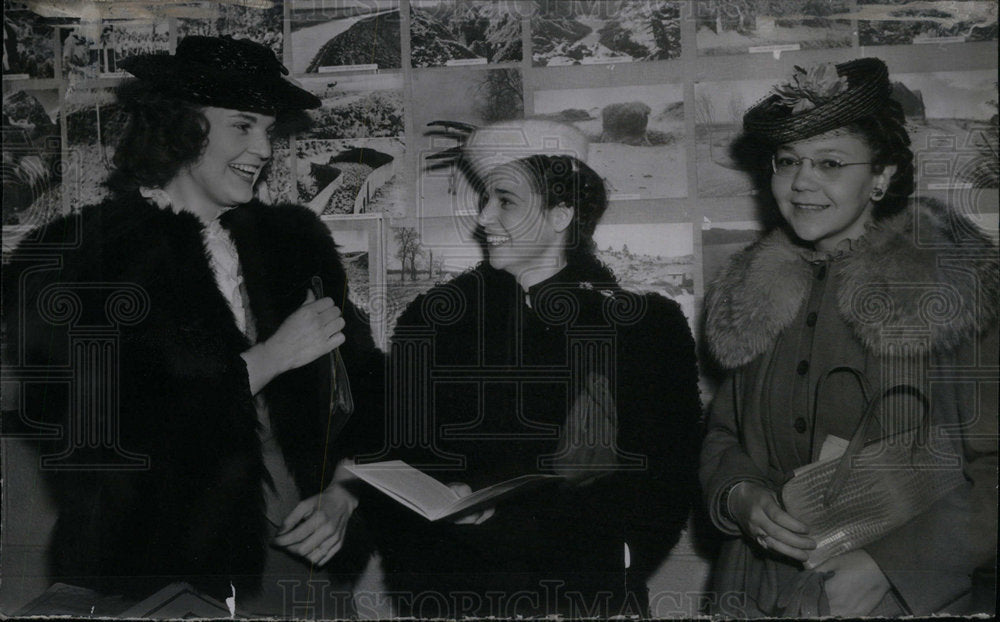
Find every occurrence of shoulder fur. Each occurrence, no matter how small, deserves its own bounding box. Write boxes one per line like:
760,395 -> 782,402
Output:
705,199 -> 999,369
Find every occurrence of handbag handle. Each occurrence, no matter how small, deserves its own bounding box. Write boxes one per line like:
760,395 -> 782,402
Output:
813,367 -> 930,507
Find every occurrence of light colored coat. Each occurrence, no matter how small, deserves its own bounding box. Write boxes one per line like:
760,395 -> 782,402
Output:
700,199 -> 998,615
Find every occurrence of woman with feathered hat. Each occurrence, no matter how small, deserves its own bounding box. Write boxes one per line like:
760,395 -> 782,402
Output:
363,119 -> 702,617
700,58 -> 998,616
3,36 -> 383,615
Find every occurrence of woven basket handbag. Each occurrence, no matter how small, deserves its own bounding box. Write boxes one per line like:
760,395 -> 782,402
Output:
780,366 -> 966,569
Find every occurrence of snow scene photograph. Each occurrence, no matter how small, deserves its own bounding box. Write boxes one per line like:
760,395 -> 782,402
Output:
530,0 -> 681,66
693,78 -> 775,198
593,222 -> 696,330
3,2 -> 56,79
177,1 -> 283,58
2,86 -> 62,228
297,73 -> 404,140
695,0 -> 852,55
857,0 -> 998,46
62,86 -> 119,211
296,137 -> 406,217
893,70 -> 999,191
533,83 -> 686,200
289,0 -> 401,72
409,0 -> 522,67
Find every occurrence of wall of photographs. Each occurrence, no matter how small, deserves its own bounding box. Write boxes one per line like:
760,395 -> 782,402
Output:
3,0 -> 998,615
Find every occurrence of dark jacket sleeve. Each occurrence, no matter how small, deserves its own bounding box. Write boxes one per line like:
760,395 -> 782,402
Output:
864,325 -> 999,614
2,209 -> 267,598
615,294 -> 703,579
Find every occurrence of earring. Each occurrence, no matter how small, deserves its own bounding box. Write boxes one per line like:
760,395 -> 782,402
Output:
871,187 -> 885,200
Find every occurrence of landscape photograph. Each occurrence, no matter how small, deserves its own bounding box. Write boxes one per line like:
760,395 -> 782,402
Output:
695,0 -> 852,55
693,77 -> 775,198
857,0 -> 998,46
3,2 -> 56,79
592,222 -> 696,330
62,86 -> 119,211
412,67 -> 524,219
289,0 -> 401,73
177,0 -> 283,58
410,0 -> 522,67
533,83 -> 687,200
893,70 -> 999,191
384,216 -> 484,338
530,0 -> 681,66
2,86 -> 62,227
297,73 -> 404,140
296,137 -> 406,217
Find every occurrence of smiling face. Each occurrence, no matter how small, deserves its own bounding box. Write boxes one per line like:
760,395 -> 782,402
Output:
477,161 -> 571,288
167,106 -> 274,219
771,131 -> 896,252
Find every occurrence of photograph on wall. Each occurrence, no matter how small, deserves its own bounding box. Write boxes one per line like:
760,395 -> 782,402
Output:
2,86 -> 61,227
694,0 -> 852,56
894,70 -> 999,192
530,0 -> 681,66
533,83 -> 686,200
592,222 -> 696,328
413,67 -> 524,219
409,0 -> 522,68
59,20 -> 169,81
298,73 -> 403,140
296,137 -> 406,217
289,0 -> 401,73
694,77 -> 773,198
262,137 -> 294,205
63,86 -> 120,211
700,220 -> 764,287
385,216 -> 483,338
857,0 -> 998,46
177,0 -> 284,58
321,223 -> 374,314
3,3 -> 56,79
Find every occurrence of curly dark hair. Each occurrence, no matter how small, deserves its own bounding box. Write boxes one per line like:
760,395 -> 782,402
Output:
106,79 -> 311,196
514,154 -> 609,265
843,98 -> 915,219
106,79 -> 211,195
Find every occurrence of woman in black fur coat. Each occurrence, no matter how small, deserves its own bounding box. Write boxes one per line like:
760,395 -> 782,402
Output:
2,36 -> 383,616
366,122 -> 702,618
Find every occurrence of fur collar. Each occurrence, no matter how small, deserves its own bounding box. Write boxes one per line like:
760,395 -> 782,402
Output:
706,199 -> 999,369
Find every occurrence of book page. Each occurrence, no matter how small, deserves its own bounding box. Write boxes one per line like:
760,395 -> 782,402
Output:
346,460 -> 459,519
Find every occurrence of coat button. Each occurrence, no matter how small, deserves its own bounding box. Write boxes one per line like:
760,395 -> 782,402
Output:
806,312 -> 817,327
796,360 -> 810,375
794,417 -> 808,433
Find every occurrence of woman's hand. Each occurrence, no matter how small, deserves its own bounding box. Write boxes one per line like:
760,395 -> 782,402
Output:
813,550 -> 891,616
242,291 -> 346,394
728,481 -> 816,561
273,464 -> 359,567
447,482 -> 495,525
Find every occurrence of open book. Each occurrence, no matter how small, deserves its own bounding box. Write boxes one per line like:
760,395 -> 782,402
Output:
345,460 -> 562,521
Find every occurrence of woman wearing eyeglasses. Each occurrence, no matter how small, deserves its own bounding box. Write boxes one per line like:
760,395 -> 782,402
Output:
699,58 -> 998,617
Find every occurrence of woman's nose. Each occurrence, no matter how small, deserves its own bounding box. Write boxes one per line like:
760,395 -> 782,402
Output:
477,196 -> 497,226
249,129 -> 272,161
790,158 -> 819,191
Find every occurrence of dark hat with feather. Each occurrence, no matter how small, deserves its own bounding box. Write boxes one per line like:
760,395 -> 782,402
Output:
743,57 -> 893,144
118,35 -> 320,114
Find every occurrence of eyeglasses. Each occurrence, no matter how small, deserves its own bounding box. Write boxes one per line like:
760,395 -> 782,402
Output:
771,155 -> 872,181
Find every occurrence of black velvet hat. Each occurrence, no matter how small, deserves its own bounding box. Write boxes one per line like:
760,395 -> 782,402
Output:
118,35 -> 320,113
743,57 -> 893,144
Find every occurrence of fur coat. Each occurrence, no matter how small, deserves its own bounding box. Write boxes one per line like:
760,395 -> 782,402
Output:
700,199 -> 998,615
2,193 -> 384,600
367,258 -> 702,618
